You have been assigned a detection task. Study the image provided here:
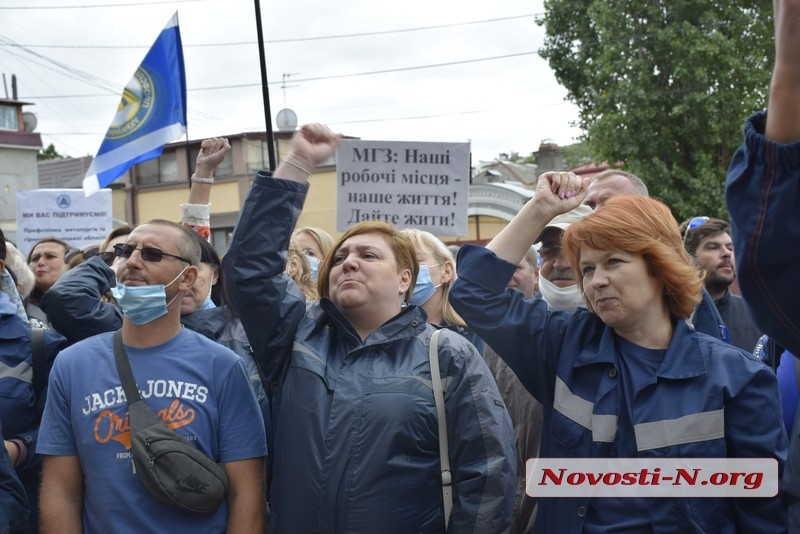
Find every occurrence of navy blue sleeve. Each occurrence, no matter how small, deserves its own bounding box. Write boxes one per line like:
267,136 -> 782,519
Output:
725,111 -> 800,356
223,172 -> 310,387
39,256 -> 121,345
449,244 -> 569,404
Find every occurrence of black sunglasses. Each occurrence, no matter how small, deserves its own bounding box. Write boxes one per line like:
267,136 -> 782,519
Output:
113,243 -> 191,264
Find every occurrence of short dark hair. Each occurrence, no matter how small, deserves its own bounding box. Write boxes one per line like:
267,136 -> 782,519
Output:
679,217 -> 729,258
143,220 -> 201,266
0,227 -> 6,261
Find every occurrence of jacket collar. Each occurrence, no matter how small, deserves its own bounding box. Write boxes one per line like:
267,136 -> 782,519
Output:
713,287 -> 732,306
320,299 -> 428,347
574,316 -> 707,379
180,305 -> 231,340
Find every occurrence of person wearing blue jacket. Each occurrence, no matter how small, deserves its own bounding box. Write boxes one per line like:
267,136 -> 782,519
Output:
0,419 -> 27,534
0,231 -> 68,534
725,1 -> 800,529
450,171 -> 788,533
725,0 -> 800,365
223,123 -> 516,533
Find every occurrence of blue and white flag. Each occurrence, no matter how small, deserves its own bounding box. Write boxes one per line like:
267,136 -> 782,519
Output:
83,12 -> 187,196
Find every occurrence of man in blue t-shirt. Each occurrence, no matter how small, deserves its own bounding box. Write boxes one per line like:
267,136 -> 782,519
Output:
37,220 -> 267,534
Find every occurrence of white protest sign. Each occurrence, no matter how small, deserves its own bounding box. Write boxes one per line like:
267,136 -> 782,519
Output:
16,189 -> 113,257
336,140 -> 470,235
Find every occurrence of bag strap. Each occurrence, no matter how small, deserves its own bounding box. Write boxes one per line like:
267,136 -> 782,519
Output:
31,327 -> 47,399
429,328 -> 452,530
112,330 -> 143,404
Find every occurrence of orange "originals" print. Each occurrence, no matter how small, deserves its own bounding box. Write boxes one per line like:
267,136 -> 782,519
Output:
93,398 -> 196,449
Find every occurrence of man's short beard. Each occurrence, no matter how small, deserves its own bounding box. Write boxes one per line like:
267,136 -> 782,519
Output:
705,270 -> 734,294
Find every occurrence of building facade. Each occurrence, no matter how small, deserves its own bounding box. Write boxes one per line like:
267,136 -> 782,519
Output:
0,98 -> 43,239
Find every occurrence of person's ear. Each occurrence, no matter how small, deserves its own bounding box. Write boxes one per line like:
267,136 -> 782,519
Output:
285,255 -> 299,278
178,266 -> 198,291
440,261 -> 454,284
398,268 -> 412,296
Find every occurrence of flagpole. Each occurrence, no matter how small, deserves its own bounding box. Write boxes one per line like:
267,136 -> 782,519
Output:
253,0 -> 277,171
184,132 -> 192,187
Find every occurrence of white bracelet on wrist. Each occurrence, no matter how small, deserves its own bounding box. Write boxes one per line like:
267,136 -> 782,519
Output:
191,174 -> 214,184
282,155 -> 314,176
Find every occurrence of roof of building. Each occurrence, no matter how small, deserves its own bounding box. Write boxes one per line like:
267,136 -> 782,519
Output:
0,131 -> 42,149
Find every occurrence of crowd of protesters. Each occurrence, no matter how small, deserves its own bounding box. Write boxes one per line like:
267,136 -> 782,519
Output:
2,0 -> 800,531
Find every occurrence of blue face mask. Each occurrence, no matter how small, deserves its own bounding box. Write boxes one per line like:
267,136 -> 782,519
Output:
409,264 -> 441,307
110,268 -> 187,325
198,289 -> 216,311
306,255 -> 321,283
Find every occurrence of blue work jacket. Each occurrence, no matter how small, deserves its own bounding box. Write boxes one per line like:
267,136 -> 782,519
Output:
450,244 -> 788,533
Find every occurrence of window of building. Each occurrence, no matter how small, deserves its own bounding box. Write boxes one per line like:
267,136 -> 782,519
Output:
134,151 -> 179,186
244,139 -> 270,174
211,227 -> 233,258
0,105 -> 19,131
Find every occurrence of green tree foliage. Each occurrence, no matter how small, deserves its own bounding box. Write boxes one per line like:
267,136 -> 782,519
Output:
37,143 -> 62,161
538,0 -> 773,220
562,141 -> 595,170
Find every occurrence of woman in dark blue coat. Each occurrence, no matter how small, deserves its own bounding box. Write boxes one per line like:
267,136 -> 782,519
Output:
224,124 -> 516,533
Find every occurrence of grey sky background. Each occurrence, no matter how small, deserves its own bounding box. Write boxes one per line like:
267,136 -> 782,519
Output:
2,0 -> 582,165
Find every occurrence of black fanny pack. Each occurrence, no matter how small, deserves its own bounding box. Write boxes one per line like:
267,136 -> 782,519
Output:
113,330 -> 229,513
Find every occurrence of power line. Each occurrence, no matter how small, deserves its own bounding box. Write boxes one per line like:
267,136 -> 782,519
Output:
0,0 -> 201,9
26,50 -> 537,99
0,14 -> 538,48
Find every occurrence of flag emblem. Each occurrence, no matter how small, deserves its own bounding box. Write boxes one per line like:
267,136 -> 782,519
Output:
83,12 -> 186,196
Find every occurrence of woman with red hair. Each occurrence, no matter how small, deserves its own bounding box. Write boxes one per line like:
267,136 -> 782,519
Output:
450,171 -> 788,533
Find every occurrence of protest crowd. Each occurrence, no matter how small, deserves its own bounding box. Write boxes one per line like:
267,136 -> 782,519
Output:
2,0 -> 800,532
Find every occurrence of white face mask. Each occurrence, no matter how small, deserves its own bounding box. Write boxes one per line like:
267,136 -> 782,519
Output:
538,276 -> 585,313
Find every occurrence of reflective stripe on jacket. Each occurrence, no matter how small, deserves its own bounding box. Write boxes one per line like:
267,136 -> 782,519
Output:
450,243 -> 788,533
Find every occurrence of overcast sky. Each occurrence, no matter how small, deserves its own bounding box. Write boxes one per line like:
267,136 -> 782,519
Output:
2,0 -> 583,165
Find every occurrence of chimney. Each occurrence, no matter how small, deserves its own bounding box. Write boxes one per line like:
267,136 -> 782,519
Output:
536,140 -> 563,173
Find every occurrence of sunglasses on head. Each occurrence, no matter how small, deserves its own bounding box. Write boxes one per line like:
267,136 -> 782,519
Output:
682,216 -> 710,245
113,243 -> 191,264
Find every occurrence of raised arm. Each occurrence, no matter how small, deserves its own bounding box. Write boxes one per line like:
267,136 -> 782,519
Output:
486,172 -> 589,265
725,0 -> 800,355
450,172 -> 587,402
765,0 -> 800,142
223,124 -> 340,383
182,137 -> 231,240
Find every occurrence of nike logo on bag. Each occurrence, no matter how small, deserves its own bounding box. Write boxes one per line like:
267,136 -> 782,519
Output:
174,474 -> 211,494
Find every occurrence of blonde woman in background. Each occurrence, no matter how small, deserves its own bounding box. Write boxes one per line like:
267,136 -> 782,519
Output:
400,228 -> 484,354
286,237 -> 318,300
292,226 -> 335,282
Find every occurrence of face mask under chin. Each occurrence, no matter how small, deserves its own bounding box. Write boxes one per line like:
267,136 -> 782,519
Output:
111,267 -> 187,325
538,276 -> 585,313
